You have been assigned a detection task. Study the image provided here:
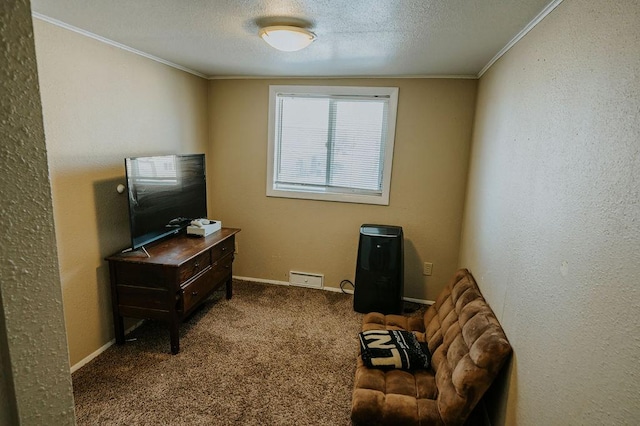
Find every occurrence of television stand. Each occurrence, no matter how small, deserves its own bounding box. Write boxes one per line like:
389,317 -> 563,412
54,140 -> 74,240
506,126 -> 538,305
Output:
121,246 -> 150,257
106,228 -> 240,354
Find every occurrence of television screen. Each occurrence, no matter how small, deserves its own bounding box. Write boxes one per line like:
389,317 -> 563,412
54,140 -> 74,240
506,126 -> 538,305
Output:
125,154 -> 207,249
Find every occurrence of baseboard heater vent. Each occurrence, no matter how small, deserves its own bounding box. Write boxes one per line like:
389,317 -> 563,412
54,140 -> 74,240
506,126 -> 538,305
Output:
289,271 -> 324,289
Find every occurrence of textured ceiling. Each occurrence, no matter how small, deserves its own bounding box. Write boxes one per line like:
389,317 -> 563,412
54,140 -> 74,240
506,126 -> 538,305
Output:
31,0 -> 554,78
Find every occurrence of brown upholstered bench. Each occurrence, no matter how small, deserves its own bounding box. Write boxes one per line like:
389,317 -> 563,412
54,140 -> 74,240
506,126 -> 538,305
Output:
351,269 -> 512,425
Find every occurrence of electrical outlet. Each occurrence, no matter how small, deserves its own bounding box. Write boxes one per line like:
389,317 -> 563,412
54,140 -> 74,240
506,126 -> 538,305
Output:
234,241 -> 238,254
423,262 -> 433,276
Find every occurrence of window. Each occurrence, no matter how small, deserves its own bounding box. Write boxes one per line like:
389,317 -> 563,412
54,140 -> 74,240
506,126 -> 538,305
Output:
267,85 -> 399,205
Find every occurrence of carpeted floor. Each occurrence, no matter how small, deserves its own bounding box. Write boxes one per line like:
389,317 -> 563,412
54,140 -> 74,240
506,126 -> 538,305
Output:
72,280 -> 363,425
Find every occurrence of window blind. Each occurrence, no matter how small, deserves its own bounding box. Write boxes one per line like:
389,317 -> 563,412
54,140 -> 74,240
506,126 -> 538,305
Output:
274,93 -> 390,195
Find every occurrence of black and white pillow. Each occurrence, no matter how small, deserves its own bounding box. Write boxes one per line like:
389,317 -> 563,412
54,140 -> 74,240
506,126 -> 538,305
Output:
359,329 -> 430,370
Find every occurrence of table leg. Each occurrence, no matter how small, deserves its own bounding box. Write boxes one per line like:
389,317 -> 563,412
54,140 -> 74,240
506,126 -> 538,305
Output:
169,322 -> 180,354
114,315 -> 125,345
226,276 -> 233,299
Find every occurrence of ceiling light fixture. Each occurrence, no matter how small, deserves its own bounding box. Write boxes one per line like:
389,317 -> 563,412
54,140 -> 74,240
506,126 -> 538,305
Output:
259,25 -> 316,52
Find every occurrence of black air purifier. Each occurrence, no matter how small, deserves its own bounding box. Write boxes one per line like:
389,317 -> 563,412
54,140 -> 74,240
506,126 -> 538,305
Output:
353,224 -> 404,314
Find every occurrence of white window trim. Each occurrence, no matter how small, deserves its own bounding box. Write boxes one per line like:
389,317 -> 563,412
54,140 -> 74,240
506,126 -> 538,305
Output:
266,85 -> 399,205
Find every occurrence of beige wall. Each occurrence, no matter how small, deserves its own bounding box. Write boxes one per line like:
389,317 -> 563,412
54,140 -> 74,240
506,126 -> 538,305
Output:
1,0 -> 75,424
33,19 -> 209,366
208,78 -> 476,300
459,0 -> 640,424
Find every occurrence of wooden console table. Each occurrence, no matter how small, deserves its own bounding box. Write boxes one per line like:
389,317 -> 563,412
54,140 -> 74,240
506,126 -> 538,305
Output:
106,228 -> 240,354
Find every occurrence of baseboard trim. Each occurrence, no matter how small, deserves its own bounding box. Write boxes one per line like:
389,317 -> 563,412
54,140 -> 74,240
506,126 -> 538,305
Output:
233,275 -> 435,305
233,275 -> 289,286
70,320 -> 144,373
322,286 -> 353,295
404,296 -> 435,305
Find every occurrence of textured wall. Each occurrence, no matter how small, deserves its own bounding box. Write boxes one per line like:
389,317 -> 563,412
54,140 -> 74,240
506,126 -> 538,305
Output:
0,0 -> 75,424
459,0 -> 640,424
208,78 -> 477,300
33,19 -> 209,366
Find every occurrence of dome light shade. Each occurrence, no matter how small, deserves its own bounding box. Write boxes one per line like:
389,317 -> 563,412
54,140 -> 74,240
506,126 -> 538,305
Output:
259,25 -> 316,52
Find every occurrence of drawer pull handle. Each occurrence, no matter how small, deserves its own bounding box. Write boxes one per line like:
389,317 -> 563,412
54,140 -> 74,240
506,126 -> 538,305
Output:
222,247 -> 227,251
194,262 -> 199,268
225,265 -> 230,269
192,291 -> 198,296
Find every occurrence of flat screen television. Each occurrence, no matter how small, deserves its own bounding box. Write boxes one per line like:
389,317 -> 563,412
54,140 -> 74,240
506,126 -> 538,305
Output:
125,154 -> 207,250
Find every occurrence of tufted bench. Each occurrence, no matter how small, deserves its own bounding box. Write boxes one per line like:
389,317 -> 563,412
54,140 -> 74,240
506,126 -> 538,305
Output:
351,269 -> 512,425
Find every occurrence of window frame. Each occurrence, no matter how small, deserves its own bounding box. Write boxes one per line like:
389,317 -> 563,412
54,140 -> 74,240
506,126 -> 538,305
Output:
266,85 -> 399,205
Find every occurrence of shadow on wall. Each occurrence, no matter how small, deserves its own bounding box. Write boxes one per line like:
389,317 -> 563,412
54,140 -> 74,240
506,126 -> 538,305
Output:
484,350 -> 517,425
404,237 -> 427,300
93,177 -> 130,257
92,177 -> 134,338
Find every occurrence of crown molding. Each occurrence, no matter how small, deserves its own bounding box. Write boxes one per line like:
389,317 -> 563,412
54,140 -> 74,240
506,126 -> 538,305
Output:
208,74 -> 478,80
31,12 -> 207,79
478,0 -> 564,78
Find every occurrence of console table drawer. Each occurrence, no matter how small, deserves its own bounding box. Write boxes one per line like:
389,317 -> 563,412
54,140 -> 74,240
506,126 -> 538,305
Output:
211,253 -> 234,287
181,269 -> 213,314
178,251 -> 211,283
181,254 -> 233,313
210,235 -> 234,260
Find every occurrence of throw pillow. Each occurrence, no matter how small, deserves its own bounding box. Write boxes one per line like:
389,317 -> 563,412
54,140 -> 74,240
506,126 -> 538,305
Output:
359,329 -> 431,370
